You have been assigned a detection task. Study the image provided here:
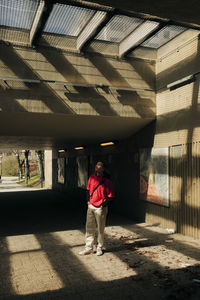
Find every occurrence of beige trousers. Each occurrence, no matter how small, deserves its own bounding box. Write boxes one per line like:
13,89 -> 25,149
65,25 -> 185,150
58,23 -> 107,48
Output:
85,204 -> 108,250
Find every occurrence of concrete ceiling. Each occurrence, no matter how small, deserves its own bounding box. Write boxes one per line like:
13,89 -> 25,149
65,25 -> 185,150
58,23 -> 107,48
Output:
84,0 -> 200,29
1,0 -> 199,150
0,112 -> 153,150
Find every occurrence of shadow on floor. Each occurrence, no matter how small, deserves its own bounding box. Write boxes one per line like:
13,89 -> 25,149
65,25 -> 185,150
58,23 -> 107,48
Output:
0,189 -> 133,236
0,190 -> 200,300
0,190 -> 87,236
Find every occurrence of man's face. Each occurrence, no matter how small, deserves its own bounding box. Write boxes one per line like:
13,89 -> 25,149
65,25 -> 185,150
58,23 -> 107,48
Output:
95,162 -> 104,175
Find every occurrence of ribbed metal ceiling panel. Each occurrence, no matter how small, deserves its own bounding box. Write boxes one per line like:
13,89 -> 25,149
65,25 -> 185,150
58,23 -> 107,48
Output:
96,14 -> 143,43
0,1 -> 193,55
0,0 -> 39,30
0,27 -> 30,45
142,25 -> 187,49
40,35 -> 77,51
43,3 -> 96,37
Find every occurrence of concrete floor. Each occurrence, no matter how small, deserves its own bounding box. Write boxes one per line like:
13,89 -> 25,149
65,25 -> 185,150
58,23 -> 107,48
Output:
0,190 -> 200,300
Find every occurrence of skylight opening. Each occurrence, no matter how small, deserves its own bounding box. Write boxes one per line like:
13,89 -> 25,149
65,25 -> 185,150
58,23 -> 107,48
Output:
96,14 -> 143,43
0,0 -> 39,30
142,25 -> 187,49
43,4 -> 96,37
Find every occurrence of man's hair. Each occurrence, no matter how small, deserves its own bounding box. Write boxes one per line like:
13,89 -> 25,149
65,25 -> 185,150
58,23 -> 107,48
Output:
96,161 -> 104,167
95,161 -> 110,178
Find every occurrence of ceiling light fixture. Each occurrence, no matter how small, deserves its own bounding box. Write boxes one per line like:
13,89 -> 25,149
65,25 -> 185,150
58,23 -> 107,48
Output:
74,146 -> 85,150
100,141 -> 115,147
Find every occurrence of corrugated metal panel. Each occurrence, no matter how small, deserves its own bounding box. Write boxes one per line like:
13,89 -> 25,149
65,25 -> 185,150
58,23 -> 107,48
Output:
0,0 -> 38,29
171,145 -> 182,235
0,1 -> 195,54
96,15 -> 143,43
39,34 -> 77,51
195,142 -> 200,238
146,142 -> 200,239
142,25 -> 186,49
87,40 -> 119,56
0,27 -> 30,45
44,4 -> 95,36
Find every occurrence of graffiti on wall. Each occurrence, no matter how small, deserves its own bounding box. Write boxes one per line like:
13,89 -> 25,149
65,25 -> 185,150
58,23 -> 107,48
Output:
140,147 -> 169,207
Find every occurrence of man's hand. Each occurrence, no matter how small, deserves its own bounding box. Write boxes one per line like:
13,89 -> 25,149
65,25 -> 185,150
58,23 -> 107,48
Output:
88,201 -> 90,205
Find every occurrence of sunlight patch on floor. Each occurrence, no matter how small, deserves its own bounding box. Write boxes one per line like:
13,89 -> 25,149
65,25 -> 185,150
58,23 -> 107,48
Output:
6,235 -> 41,252
53,229 -> 138,281
9,251 -> 63,295
3,223 -> 200,296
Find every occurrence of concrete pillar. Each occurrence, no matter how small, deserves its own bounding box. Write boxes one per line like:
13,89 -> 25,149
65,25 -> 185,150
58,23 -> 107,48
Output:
44,150 -> 53,189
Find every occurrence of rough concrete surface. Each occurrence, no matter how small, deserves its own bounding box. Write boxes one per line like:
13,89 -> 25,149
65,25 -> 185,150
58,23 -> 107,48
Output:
0,190 -> 199,299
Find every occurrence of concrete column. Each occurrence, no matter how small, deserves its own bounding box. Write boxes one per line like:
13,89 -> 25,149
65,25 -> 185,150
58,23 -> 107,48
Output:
44,150 -> 53,189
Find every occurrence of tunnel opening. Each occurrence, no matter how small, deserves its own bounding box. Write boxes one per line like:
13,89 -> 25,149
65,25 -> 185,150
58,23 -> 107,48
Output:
0,149 -> 48,192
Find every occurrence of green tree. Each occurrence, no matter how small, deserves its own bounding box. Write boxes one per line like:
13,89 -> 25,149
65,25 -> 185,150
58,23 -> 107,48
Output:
13,150 -> 24,181
36,150 -> 45,187
2,155 -> 18,176
24,150 -> 30,184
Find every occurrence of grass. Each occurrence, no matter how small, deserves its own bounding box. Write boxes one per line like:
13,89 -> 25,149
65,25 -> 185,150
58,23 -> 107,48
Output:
19,175 -> 43,188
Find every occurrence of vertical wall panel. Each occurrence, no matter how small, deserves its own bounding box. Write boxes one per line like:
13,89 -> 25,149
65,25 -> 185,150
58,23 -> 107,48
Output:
146,141 -> 200,239
145,142 -> 200,239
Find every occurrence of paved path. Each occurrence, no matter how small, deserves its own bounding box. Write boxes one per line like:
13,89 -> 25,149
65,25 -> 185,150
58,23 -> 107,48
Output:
0,176 -> 41,192
0,190 -> 199,299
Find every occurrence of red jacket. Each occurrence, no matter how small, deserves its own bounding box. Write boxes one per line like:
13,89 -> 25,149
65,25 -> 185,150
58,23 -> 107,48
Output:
87,174 -> 114,207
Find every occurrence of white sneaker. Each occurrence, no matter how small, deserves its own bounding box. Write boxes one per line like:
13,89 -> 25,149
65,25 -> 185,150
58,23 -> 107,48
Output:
96,248 -> 103,256
79,248 -> 93,256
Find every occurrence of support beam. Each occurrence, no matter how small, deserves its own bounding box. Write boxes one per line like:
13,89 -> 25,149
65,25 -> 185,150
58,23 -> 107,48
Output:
54,0 -> 111,12
79,9 -> 116,52
167,74 -> 198,90
77,11 -> 108,51
30,0 -> 54,47
119,21 -> 164,58
0,76 -> 154,92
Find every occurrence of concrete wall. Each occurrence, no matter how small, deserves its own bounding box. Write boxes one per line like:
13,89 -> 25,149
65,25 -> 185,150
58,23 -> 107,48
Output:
155,29 -> 200,147
138,30 -> 200,238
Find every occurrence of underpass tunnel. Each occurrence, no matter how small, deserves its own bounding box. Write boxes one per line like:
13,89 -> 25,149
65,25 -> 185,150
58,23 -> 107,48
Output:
1,1 -> 200,299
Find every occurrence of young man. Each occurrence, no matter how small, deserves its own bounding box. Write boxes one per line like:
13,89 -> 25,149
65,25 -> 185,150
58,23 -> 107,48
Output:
79,161 -> 114,256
